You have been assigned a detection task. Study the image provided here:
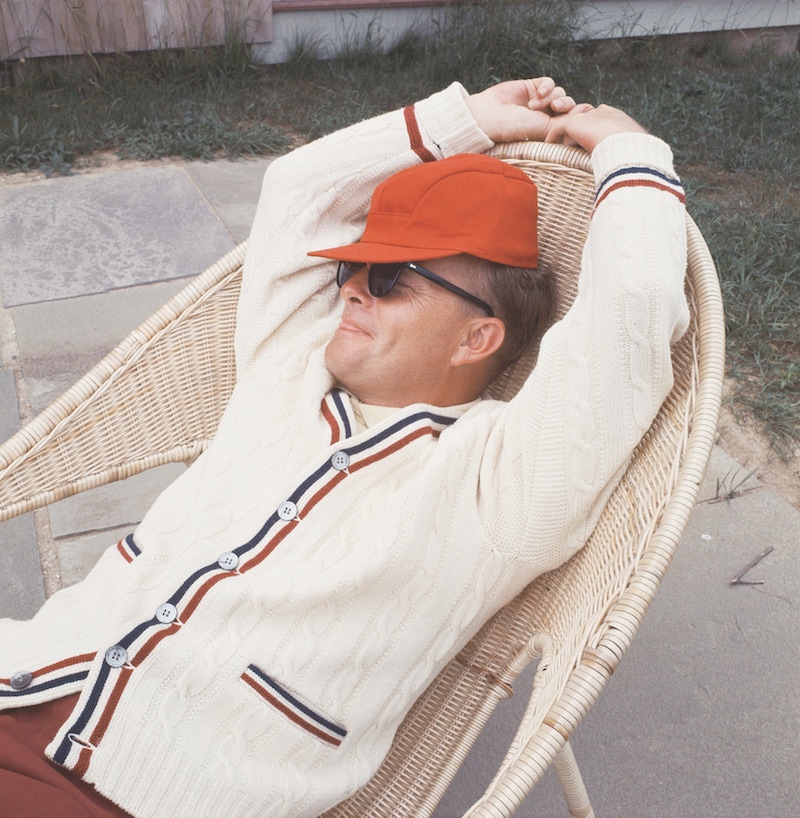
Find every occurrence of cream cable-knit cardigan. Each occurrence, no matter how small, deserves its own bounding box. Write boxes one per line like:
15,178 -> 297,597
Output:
0,83 -> 689,817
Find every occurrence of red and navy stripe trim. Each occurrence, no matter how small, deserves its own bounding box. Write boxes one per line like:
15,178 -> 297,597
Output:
241,665 -> 347,747
50,397 -> 458,770
116,533 -> 141,563
403,105 -> 437,163
322,389 -> 355,444
0,653 -> 96,700
595,165 -> 685,211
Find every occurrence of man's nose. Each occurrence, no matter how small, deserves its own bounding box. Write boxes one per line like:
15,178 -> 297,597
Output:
340,266 -> 372,303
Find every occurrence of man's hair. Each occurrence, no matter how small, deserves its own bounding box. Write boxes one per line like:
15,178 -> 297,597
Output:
479,259 -> 558,375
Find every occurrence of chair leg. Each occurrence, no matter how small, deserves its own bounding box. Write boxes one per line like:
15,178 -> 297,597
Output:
553,741 -> 595,818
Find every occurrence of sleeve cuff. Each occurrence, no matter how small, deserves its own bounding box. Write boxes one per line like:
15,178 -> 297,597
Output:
413,82 -> 494,158
591,131 -> 678,183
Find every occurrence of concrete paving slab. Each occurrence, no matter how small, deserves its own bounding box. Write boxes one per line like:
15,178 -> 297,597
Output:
434,446 -> 800,817
184,156 -> 274,243
550,486 -> 799,818
12,278 -> 193,414
0,164 -> 235,306
56,526 -> 141,589
49,463 -> 186,539
0,513 -> 45,619
0,368 -> 45,619
11,277 -> 195,362
0,367 -> 20,440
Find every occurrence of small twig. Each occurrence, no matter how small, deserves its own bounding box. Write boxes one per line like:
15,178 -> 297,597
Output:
730,546 -> 774,585
698,484 -> 764,505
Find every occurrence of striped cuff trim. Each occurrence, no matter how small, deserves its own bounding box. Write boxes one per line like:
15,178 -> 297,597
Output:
116,533 -> 141,563
595,165 -> 685,210
0,653 -> 96,700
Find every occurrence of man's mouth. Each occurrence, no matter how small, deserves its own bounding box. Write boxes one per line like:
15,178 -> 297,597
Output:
337,318 -> 371,337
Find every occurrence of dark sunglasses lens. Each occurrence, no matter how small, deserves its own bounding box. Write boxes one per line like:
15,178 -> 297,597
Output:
368,263 -> 403,297
336,261 -> 362,288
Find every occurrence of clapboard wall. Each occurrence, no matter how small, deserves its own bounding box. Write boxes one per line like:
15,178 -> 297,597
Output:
0,0 -> 272,59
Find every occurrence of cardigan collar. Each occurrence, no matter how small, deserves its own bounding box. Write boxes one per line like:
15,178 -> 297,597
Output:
321,389 -> 478,445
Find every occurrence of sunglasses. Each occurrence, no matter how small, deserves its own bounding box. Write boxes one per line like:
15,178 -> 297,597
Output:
336,261 -> 494,317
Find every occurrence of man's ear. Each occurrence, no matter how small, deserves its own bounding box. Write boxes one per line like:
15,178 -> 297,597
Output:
451,317 -> 506,367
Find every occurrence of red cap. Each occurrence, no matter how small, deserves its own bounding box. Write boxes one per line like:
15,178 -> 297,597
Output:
308,153 -> 538,267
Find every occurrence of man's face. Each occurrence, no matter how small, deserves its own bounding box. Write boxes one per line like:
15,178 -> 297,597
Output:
324,256 -> 485,407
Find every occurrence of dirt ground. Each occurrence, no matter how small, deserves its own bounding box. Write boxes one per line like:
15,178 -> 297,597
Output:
716,396 -> 800,512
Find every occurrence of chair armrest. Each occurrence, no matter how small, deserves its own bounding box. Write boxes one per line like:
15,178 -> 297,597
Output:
0,243 -> 246,521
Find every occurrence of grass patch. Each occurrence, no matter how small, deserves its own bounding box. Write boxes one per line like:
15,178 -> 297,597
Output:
0,45 -> 291,174
1,1 -> 798,455
709,199 -> 800,454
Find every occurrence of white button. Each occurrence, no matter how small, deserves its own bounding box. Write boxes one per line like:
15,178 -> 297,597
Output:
10,670 -> 33,690
218,552 -> 240,571
331,451 -> 350,470
277,500 -> 298,521
105,645 -> 128,668
155,603 -> 178,623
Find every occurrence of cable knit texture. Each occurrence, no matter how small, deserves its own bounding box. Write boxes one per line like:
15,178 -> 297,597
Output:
0,83 -> 688,817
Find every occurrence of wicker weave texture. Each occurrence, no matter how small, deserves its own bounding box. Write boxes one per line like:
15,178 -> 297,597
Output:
0,144 -> 724,817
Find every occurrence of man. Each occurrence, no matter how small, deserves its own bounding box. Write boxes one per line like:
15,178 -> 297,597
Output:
0,77 -> 689,817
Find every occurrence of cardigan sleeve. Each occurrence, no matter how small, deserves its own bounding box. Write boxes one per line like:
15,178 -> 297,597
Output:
234,82 -> 492,381
477,132 -> 690,571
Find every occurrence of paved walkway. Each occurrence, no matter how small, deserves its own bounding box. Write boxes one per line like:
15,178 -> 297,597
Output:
0,157 -> 797,817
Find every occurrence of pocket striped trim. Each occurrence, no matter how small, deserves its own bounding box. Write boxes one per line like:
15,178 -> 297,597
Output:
241,665 -> 347,748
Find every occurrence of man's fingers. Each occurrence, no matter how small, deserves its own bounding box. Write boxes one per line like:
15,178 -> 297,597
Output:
523,79 -> 581,117
550,94 -> 577,113
527,80 -> 565,109
543,104 -> 595,144
525,77 -> 555,100
543,103 -> 645,153
468,78 -> 599,144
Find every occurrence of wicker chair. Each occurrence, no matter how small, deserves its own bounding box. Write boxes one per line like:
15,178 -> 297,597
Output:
0,142 -> 724,817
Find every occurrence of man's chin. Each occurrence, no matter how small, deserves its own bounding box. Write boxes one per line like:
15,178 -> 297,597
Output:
324,343 -> 360,393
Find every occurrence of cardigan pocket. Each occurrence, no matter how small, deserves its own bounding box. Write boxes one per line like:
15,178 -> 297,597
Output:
240,664 -> 347,748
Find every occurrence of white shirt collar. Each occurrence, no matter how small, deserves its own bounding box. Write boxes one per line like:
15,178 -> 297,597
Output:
349,395 -> 481,431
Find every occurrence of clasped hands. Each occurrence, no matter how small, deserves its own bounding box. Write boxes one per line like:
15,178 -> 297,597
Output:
466,77 -> 647,154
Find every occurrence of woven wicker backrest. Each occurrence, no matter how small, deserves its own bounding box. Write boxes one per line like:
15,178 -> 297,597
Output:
0,143 -> 724,817
484,144 -> 591,402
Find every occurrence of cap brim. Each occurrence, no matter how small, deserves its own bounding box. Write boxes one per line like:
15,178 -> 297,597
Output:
307,241 -> 462,264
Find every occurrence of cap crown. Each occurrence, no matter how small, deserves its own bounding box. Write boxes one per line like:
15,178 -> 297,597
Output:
310,153 -> 539,267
